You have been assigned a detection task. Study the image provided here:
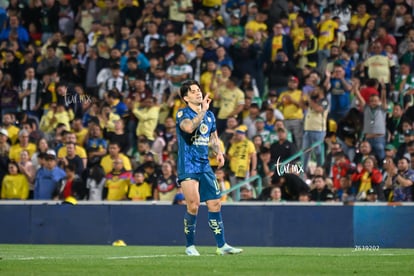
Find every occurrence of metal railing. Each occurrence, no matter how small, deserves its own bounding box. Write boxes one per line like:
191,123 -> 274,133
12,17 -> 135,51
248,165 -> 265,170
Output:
221,140 -> 325,201
279,140 -> 325,177
221,175 -> 262,202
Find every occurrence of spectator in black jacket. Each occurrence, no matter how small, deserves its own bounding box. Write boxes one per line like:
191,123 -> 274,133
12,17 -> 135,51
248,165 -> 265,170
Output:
270,127 -> 297,165
40,0 -> 60,43
266,49 -> 297,94
270,173 -> 310,201
2,50 -> 22,86
310,175 -> 334,202
119,0 -> 144,30
56,164 -> 87,200
228,36 -> 261,83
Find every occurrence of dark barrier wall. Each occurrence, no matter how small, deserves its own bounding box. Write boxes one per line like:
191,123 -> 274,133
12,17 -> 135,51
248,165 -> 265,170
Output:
354,206 -> 414,249
0,204 -> 413,248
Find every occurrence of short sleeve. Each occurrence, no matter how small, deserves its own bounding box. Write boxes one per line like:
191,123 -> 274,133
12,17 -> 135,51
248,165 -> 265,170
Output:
248,141 -> 256,155
237,90 -> 245,105
176,109 -> 188,127
208,111 -> 217,133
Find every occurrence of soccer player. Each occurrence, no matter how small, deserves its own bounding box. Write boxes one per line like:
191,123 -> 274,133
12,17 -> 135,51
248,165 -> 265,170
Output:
176,80 -> 243,256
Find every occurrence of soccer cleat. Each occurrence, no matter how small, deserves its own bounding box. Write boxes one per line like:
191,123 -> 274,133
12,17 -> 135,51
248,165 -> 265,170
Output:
216,243 -> 243,255
185,245 -> 200,256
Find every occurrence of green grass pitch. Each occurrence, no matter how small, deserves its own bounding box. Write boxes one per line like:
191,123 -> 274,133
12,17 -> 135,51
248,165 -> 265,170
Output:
1,245 -> 414,275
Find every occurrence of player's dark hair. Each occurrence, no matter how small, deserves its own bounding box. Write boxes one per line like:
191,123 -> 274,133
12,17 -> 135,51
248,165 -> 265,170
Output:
180,80 -> 202,104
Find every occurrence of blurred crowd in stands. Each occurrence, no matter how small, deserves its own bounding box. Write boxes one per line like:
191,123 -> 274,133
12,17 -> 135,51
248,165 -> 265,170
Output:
0,0 -> 413,203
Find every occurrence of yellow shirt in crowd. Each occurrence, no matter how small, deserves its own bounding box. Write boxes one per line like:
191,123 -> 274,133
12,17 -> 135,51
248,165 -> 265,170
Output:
288,12 -> 298,27
228,138 -> 256,178
271,35 -> 283,61
245,21 -> 268,35
200,69 -> 222,99
128,181 -> 152,201
100,154 -> 132,175
9,143 -> 37,162
169,0 -> 192,22
217,86 -> 245,120
1,174 -> 30,199
105,174 -> 130,201
350,13 -> 370,29
96,0 -> 140,9
209,139 -> 225,167
159,188 -> 178,202
74,128 -> 89,147
100,112 -> 121,133
304,106 -> 329,132
219,180 -> 231,202
291,26 -> 305,50
317,19 -> 338,50
5,125 -> 19,145
277,90 -> 304,120
57,145 -> 88,159
133,104 -> 160,141
202,0 -> 221,8
40,109 -> 74,133
363,55 -> 395,84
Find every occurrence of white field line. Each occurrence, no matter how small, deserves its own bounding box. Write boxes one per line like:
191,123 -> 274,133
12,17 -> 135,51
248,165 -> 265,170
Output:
2,256 -> 66,260
107,254 -> 218,259
2,253 -> 413,261
313,253 -> 414,257
107,255 -> 175,259
1,254 -> 216,261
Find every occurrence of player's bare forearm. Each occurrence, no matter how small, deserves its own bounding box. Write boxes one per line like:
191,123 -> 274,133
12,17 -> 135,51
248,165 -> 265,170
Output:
210,131 -> 222,155
180,110 -> 206,133
211,131 -> 225,168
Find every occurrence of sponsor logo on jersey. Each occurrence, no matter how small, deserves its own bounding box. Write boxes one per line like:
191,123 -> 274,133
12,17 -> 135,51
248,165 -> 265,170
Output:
200,123 -> 208,135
